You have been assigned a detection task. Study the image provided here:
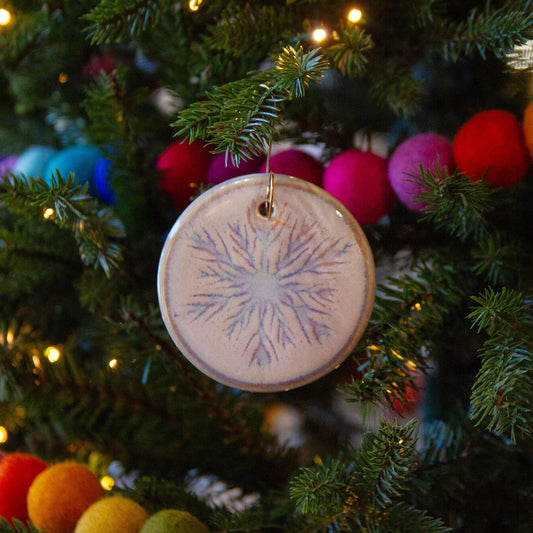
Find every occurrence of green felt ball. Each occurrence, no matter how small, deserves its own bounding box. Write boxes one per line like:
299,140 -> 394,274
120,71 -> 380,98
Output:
140,510 -> 208,533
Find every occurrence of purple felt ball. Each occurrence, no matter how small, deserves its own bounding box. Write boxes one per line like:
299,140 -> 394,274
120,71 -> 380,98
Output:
207,153 -> 265,185
259,149 -> 324,186
388,133 -> 455,211
0,155 -> 19,179
323,149 -> 396,225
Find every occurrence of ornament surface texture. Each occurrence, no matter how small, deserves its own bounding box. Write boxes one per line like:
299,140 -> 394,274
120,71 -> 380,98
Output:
158,174 -> 375,391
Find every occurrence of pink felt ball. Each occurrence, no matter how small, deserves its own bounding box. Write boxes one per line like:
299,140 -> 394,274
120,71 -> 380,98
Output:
323,149 -> 396,225
453,110 -> 530,188
207,152 -> 265,185
157,141 -> 214,208
388,133 -> 455,211
259,149 -> 324,186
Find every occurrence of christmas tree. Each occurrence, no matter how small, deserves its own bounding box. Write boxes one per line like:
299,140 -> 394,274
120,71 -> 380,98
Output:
1,1 -> 533,531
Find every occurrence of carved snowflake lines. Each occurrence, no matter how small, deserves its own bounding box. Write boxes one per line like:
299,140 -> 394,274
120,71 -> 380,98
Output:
183,207 -> 352,368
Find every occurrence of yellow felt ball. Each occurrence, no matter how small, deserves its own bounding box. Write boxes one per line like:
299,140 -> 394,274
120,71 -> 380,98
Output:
140,509 -> 208,533
27,461 -> 104,533
75,496 -> 149,533
523,101 -> 533,159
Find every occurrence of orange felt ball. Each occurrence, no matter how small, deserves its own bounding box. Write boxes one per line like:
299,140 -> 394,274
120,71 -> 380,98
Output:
75,496 -> 149,533
27,462 -> 104,533
0,453 -> 47,524
523,101 -> 533,160
453,109 -> 530,188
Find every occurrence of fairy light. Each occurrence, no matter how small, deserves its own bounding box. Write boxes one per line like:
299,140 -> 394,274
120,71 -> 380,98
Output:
108,358 -> 118,369
189,0 -> 203,11
44,346 -> 61,363
0,9 -> 11,26
58,72 -> 68,84
348,8 -> 362,23
312,28 -> 327,43
43,207 -> 55,219
100,475 -> 115,491
6,329 -> 14,346
0,426 -> 8,443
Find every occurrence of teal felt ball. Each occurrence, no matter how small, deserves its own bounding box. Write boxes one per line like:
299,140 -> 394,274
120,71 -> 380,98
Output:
12,146 -> 57,180
44,145 -> 102,192
140,510 -> 208,533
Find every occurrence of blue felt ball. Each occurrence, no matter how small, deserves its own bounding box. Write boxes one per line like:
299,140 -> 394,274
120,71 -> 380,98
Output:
12,146 -> 57,180
93,157 -> 115,204
44,146 -> 103,192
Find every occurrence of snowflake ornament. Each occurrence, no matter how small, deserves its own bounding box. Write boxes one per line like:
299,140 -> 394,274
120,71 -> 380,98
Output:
158,174 -> 375,391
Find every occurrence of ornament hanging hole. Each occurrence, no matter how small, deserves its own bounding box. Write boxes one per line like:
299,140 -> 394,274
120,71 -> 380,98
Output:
257,200 -> 275,219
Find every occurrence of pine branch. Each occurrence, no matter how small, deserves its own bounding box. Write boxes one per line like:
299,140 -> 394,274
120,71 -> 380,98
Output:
82,0 -> 162,45
172,44 -> 329,164
435,1 -> 533,61
0,174 -> 125,277
325,21 -> 374,78
417,165 -> 494,242
377,502 -> 451,533
0,519 -> 45,533
468,287 -> 533,441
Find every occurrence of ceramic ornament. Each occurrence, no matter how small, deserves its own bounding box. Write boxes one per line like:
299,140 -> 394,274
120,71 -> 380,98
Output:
158,173 -> 375,392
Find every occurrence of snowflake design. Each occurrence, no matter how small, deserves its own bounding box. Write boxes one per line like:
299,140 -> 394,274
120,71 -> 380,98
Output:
183,207 -> 352,367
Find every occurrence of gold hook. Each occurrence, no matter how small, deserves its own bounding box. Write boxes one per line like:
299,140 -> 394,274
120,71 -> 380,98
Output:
266,171 -> 275,219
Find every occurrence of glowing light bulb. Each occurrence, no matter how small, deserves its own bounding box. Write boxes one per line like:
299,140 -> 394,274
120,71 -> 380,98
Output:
0,426 -> 8,443
312,28 -> 327,43
348,8 -> 362,23
58,72 -> 68,84
189,0 -> 203,11
0,9 -> 11,25
44,346 -> 61,363
100,475 -> 115,491
108,358 -> 118,369
6,329 -> 14,345
43,207 -> 55,219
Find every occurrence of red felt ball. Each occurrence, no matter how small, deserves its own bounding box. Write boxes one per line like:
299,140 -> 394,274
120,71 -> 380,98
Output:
523,101 -> 533,160
0,453 -> 47,525
388,133 -> 455,211
259,149 -> 324,186
157,141 -> 214,208
453,110 -> 530,188
207,152 -> 265,185
323,149 -> 396,225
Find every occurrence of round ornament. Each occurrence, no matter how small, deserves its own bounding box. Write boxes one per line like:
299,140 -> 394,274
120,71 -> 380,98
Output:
140,509 -> 208,533
44,145 -> 102,192
207,152 -> 265,185
94,157 -> 115,204
0,452 -> 47,525
158,173 -> 375,392
157,141 -> 214,208
388,133 -> 455,211
12,146 -> 57,180
453,109 -> 530,188
259,149 -> 324,186
323,149 -> 396,225
75,496 -> 149,533
27,461 -> 104,533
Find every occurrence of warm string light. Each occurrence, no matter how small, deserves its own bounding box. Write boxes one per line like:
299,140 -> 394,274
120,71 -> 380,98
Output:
0,8 -> 11,26
312,28 -> 327,43
100,475 -> 115,491
189,0 -> 203,11
43,207 -> 55,219
44,346 -> 61,363
108,358 -> 118,369
348,8 -> 362,23
58,72 -> 68,84
0,426 -> 8,443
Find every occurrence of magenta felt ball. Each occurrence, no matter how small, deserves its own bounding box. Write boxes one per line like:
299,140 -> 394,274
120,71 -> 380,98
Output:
259,149 -> 324,185
207,152 -> 265,185
388,133 -> 455,211
157,141 -> 214,208
323,149 -> 396,225
453,110 -> 530,188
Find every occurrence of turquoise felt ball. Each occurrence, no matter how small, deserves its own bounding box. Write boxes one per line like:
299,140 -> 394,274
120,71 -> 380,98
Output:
44,145 -> 102,192
12,146 -> 57,180
140,509 -> 208,533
